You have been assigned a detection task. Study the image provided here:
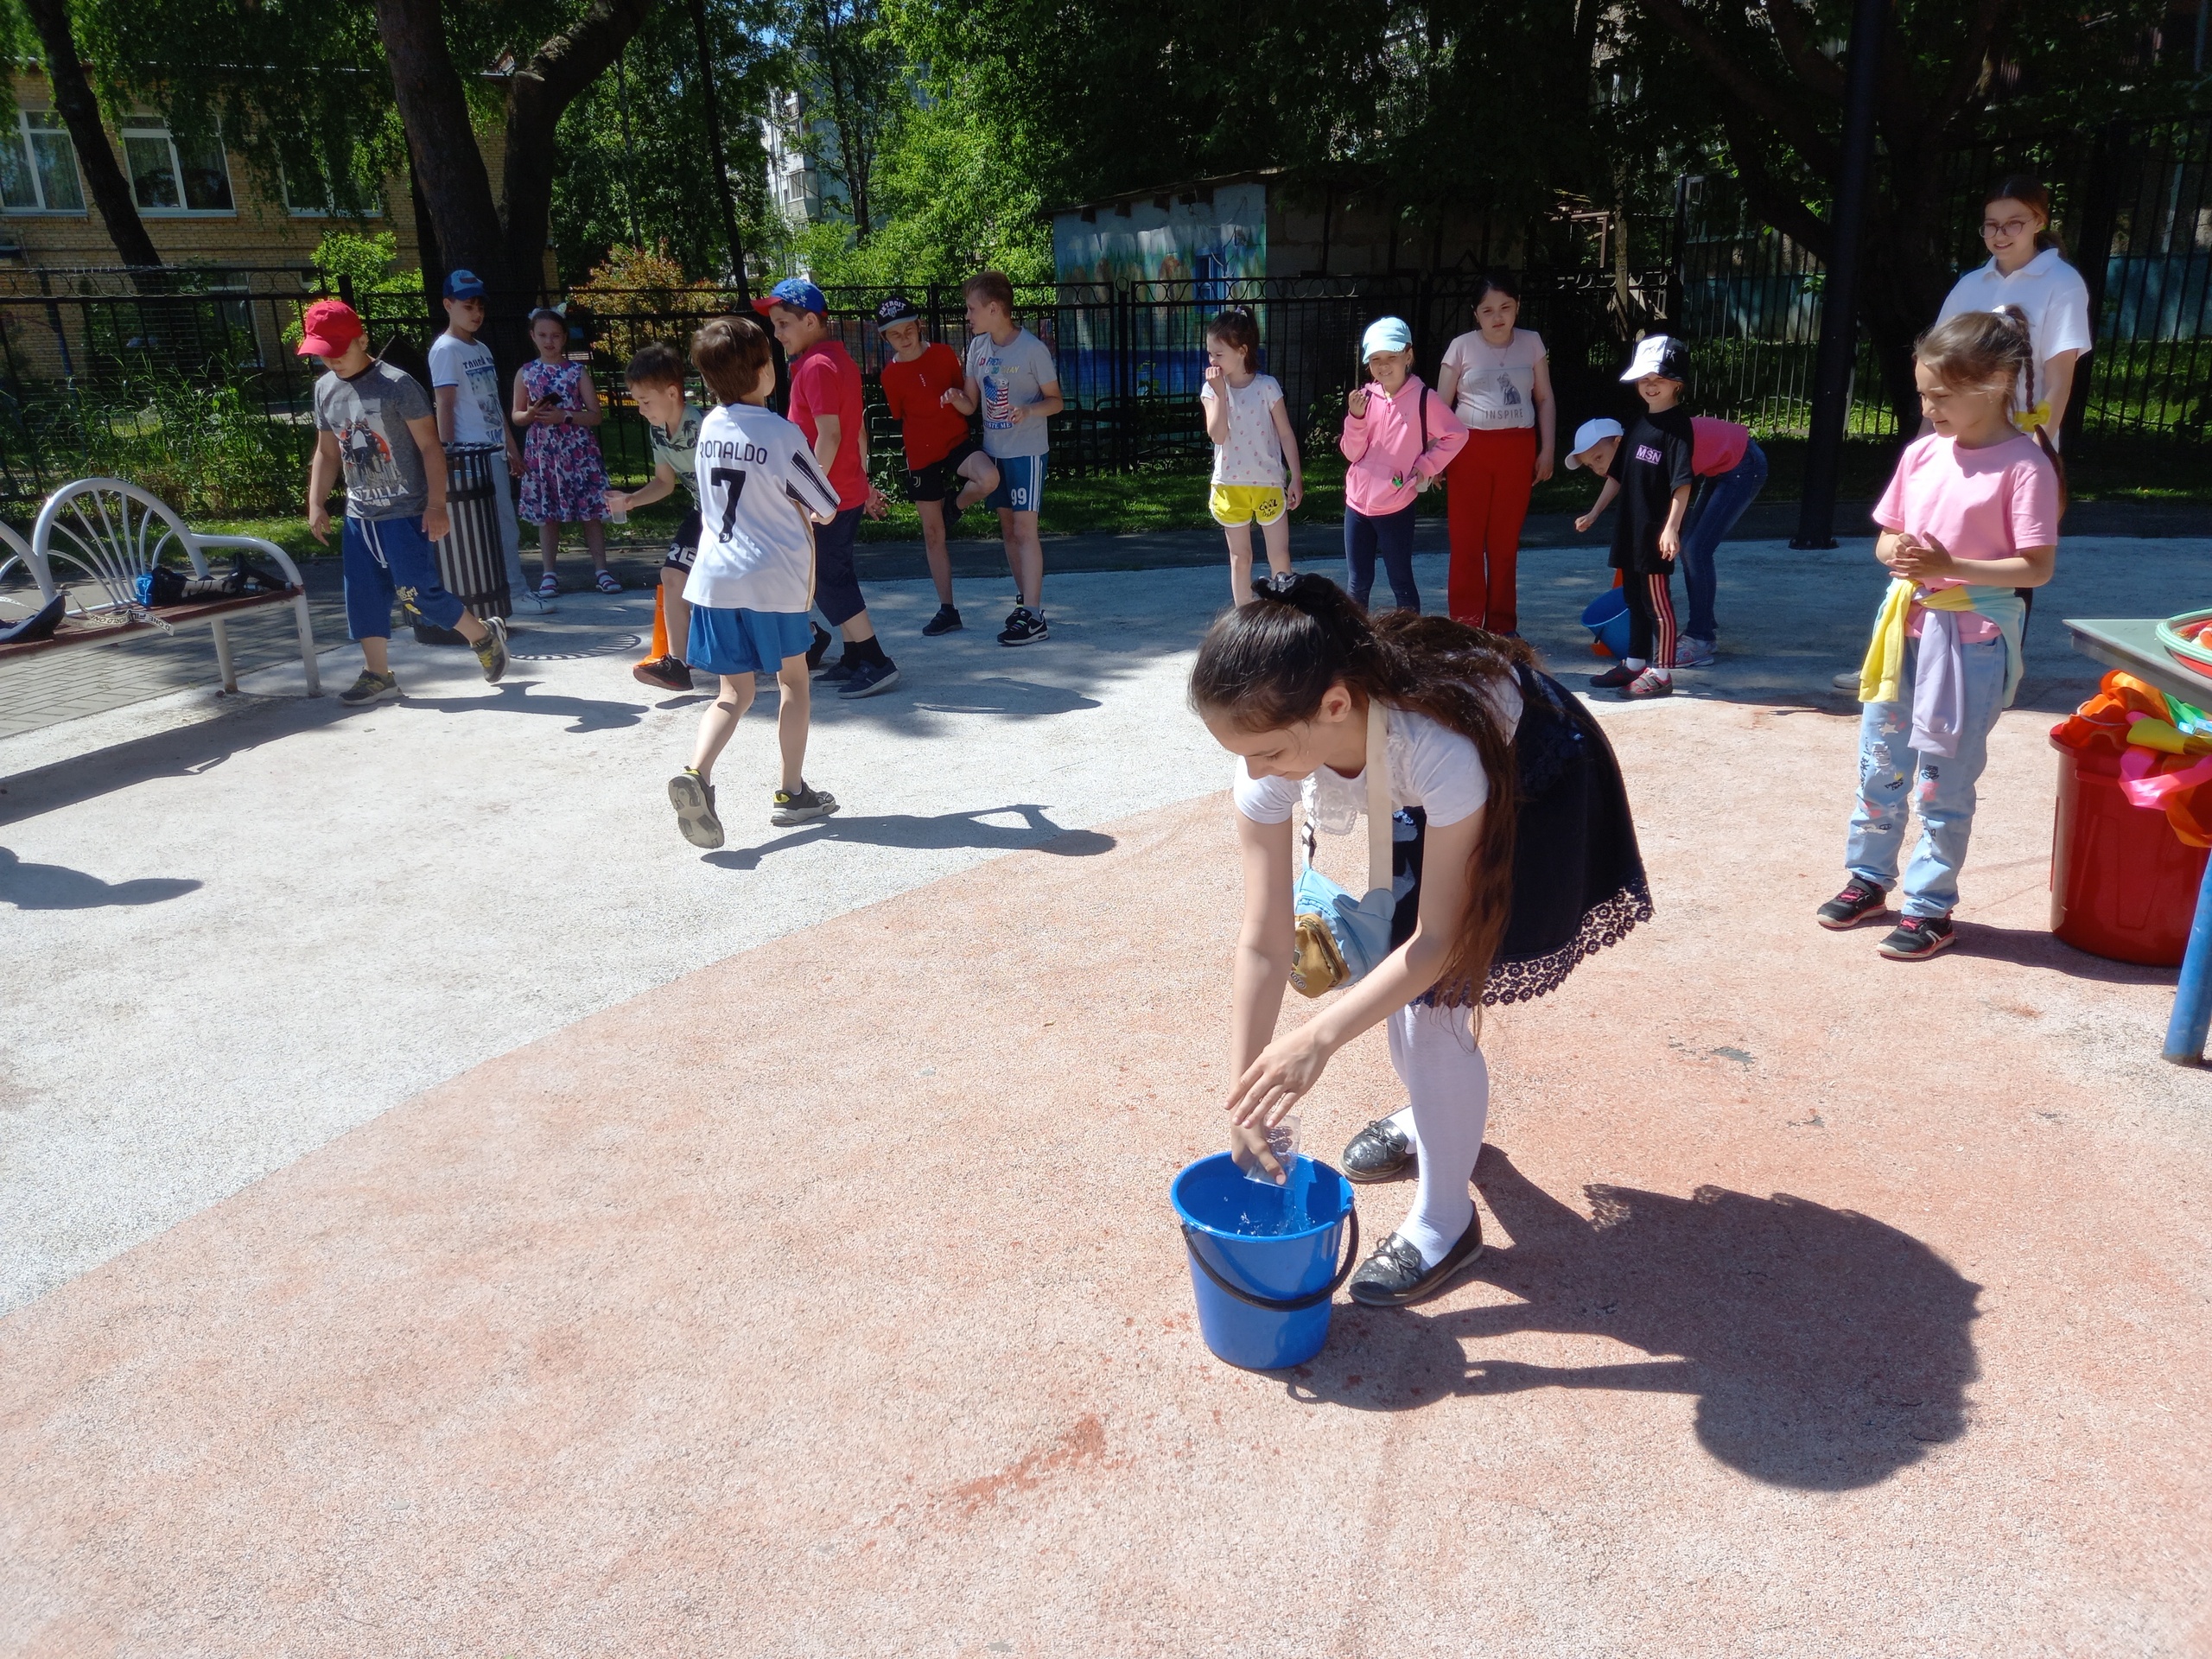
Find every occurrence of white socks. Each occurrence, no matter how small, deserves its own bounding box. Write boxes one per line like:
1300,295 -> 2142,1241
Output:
1383,1001 -> 1491,1267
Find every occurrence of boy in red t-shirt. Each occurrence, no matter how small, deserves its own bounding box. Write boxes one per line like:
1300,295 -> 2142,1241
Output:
874,294 -> 998,635
754,277 -> 900,699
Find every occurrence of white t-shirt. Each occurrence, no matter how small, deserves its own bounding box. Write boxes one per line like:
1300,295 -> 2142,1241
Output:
1935,248 -> 2094,413
1232,694 -> 1523,832
682,402 -> 843,614
1203,372 -> 1287,486
425,332 -> 505,448
1440,328 -> 1545,430
964,328 -> 1057,459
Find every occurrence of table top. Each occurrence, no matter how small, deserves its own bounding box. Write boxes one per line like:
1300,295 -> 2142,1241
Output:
2064,617 -> 2212,712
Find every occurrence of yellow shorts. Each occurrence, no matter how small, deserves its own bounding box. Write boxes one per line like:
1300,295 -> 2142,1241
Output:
1210,484 -> 1286,527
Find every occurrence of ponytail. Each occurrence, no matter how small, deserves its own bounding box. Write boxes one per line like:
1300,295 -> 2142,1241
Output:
1190,572 -> 1529,1002
1915,304 -> 2067,517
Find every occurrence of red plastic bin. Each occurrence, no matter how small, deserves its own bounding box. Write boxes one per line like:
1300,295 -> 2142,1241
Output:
2049,734 -> 2209,966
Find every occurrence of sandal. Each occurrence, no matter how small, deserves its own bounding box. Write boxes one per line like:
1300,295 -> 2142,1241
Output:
537,571 -> 559,600
594,569 -> 622,594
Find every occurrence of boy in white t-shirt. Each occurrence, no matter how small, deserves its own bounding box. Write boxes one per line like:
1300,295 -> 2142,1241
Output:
1200,308 -> 1304,607
665,315 -> 845,850
425,270 -> 550,614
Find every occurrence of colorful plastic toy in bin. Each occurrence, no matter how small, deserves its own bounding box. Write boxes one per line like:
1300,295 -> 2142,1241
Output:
2049,669 -> 2212,965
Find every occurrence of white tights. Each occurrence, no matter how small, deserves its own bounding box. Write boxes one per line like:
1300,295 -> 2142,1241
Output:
1382,1001 -> 1491,1266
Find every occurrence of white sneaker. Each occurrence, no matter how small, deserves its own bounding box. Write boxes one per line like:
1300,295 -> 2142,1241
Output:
514,588 -> 557,616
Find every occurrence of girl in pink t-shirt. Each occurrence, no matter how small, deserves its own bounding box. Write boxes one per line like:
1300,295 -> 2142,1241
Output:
1817,306 -> 2062,961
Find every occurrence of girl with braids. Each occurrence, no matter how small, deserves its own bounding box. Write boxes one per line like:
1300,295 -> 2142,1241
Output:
1191,574 -> 1650,1306
1817,307 -> 2062,961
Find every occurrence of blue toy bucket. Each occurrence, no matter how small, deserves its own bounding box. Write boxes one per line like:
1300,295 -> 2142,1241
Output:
1170,1153 -> 1358,1370
1581,588 -> 1630,658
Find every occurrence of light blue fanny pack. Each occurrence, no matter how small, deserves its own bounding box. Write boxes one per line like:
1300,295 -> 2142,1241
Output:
1287,701 -> 1402,997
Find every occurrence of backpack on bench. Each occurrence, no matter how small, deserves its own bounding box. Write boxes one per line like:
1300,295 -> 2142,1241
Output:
134,550 -> 293,609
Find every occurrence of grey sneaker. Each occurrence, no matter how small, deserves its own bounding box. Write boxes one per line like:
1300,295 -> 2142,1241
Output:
668,768 -> 724,849
1675,637 -> 1716,667
339,670 -> 400,707
473,615 -> 509,683
514,589 -> 557,616
772,783 -> 840,825
1833,668 -> 1865,693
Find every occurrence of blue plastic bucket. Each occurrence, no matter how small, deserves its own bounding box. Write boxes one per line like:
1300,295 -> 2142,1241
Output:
1581,588 -> 1630,658
1171,1153 -> 1358,1370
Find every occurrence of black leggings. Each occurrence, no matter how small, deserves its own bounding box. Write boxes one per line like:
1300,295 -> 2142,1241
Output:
1622,568 -> 1678,669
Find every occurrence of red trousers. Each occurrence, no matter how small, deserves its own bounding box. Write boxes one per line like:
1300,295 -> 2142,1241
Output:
1446,426 -> 1537,633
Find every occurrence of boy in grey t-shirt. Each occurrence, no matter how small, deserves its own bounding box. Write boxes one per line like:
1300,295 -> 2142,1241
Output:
944,270 -> 1063,645
301,298 -> 507,705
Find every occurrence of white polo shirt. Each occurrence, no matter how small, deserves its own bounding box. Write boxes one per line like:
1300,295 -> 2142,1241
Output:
1935,247 -> 2094,413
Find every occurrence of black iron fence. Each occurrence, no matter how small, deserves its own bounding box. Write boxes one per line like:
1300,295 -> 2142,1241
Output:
0,118 -> 2204,513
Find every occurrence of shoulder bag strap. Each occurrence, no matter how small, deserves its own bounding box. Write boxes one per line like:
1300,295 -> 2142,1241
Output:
1366,698 -> 1392,893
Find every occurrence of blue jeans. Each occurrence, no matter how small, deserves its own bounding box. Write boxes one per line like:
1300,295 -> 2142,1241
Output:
1844,634 -> 2005,917
1345,504 -> 1421,611
1677,440 -> 1767,641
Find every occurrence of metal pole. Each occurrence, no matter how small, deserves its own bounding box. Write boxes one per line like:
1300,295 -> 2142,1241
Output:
1791,0 -> 1886,550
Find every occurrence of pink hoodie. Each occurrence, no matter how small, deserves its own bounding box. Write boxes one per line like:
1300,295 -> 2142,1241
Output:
1338,376 -> 1467,517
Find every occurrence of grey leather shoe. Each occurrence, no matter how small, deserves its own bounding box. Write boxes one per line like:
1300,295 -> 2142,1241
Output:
1342,1116 -> 1414,1184
1347,1214 -> 1484,1307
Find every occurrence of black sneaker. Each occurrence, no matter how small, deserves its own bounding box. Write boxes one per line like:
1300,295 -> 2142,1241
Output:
922,604 -> 964,637
668,768 -> 723,850
1347,1213 -> 1485,1307
817,655 -> 861,685
998,606 -> 1048,646
632,653 -> 694,692
1817,879 -> 1890,931
772,783 -> 840,825
339,670 -> 400,707
1590,662 -> 1637,689
806,624 -> 835,672
1342,1117 -> 1414,1184
1878,914 -> 1956,960
836,658 -> 901,699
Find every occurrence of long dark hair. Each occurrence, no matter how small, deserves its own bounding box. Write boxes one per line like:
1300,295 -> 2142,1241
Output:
1190,574 -> 1528,1001
1916,302 -> 2067,513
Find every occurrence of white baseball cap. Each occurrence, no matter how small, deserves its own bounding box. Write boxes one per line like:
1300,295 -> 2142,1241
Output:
1564,417 -> 1624,469
1619,334 -> 1688,382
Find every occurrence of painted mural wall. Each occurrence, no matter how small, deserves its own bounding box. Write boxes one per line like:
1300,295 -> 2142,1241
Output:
1052,181 -> 1268,287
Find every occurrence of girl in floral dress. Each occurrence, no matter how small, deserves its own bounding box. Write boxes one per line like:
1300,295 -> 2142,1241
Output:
512,308 -> 618,596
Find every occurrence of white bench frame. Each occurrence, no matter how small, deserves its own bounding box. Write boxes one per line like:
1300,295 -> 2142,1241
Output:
6,476 -> 321,696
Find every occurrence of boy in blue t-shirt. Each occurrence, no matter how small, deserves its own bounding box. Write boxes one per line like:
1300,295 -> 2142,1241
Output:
666,315 -> 845,850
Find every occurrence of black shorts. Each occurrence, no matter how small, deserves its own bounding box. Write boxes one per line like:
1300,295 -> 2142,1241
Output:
905,437 -> 982,504
662,505 -> 702,572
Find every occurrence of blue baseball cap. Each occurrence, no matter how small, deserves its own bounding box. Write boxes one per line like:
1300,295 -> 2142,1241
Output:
753,276 -> 827,317
442,269 -> 486,300
1361,315 -> 1413,359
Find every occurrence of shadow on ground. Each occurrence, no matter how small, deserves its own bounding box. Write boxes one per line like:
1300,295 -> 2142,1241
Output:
704,804 -> 1116,869
1291,1147 -> 1980,1491
0,846 -> 200,909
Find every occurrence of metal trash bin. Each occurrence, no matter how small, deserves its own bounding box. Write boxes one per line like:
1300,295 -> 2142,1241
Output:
412,442 -> 512,642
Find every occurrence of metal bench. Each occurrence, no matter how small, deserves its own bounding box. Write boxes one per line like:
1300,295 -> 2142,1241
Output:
0,477 -> 320,695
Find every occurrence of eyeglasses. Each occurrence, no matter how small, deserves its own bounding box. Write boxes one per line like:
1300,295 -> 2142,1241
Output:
1982,217 -> 2037,238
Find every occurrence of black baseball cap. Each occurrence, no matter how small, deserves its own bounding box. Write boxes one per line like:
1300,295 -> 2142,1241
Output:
874,294 -> 923,327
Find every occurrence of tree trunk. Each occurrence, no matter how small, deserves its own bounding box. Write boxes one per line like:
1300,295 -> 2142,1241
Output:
499,0 -> 656,296
370,0 -> 506,285
19,0 -> 161,271
686,0 -> 751,296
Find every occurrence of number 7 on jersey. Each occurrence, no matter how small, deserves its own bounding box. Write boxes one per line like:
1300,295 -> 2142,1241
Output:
709,466 -> 747,540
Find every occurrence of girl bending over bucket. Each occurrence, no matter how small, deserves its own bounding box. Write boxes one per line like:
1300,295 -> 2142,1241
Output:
1191,574 -> 1651,1306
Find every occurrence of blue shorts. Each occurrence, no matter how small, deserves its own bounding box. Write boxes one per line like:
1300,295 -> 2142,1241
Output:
986,454 -> 1046,513
342,513 -> 464,640
687,606 -> 813,677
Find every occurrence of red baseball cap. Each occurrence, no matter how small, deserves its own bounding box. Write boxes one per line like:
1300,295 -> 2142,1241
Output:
297,298 -> 365,357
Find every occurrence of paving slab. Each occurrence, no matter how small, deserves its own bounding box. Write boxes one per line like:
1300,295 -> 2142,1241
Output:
2,688 -> 2206,1654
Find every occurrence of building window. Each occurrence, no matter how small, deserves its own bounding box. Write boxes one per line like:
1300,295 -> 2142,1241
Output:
279,160 -> 379,218
0,111 -> 86,213
122,123 -> 234,214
